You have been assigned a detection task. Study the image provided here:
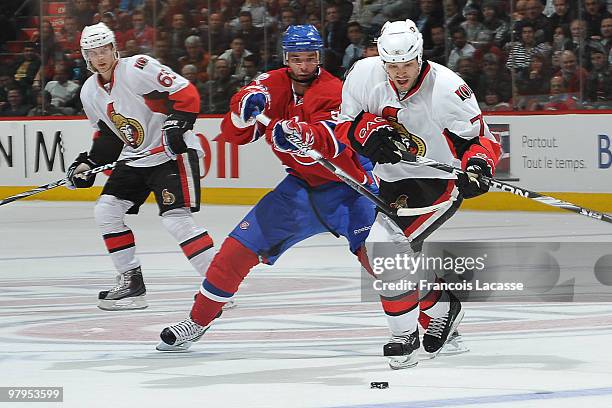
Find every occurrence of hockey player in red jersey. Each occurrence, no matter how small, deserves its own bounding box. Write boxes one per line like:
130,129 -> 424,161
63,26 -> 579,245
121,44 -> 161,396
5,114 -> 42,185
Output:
335,19 -> 501,368
156,25 -> 378,351
65,23 -> 216,310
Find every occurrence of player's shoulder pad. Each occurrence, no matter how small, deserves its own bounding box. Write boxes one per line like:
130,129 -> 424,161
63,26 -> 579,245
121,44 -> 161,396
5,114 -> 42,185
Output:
253,67 -> 289,87
124,54 -> 164,73
429,61 -> 475,103
80,75 -> 98,101
344,56 -> 387,88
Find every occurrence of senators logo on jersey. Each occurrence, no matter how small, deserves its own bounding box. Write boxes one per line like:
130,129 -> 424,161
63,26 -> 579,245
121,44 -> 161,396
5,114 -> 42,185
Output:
107,102 -> 145,148
381,106 -> 426,156
454,84 -> 473,101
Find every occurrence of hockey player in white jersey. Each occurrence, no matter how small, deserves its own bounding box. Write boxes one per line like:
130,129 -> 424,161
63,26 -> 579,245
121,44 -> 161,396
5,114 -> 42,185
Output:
336,19 -> 501,368
65,23 -> 216,310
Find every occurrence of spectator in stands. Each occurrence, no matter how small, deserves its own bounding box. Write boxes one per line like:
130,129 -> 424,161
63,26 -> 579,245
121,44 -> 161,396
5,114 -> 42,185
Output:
415,0 -> 443,49
119,0 -> 145,13
479,88 -> 512,111
363,36 -> 379,57
476,53 -> 512,103
0,69 -> 13,108
218,36 -> 253,80
181,64 -> 207,100
543,75 -> 579,110
168,13 -> 191,61
218,0 -> 241,25
68,0 -> 96,30
27,91 -> 63,116
516,53 -> 552,97
323,4 -> 349,60
178,36 -> 210,83
201,13 -> 230,56
0,87 -> 31,116
552,25 -> 573,52
201,58 -> 240,114
555,50 -> 589,94
123,9 -> 155,54
443,0 -> 465,33
456,57 -> 479,92
153,38 -> 177,69
518,0 -> 553,44
238,0 -> 274,29
423,24 -> 446,65
506,22 -> 551,74
36,20 -> 63,82
342,22 -> 365,71
12,43 -> 41,89
481,0 -> 510,48
232,11 -> 264,54
585,49 -> 612,106
58,16 -> 82,61
583,0 -> 611,38
600,17 -> 612,57
307,13 -> 322,32
447,27 -> 476,72
44,63 -> 79,114
274,9 -> 297,61
97,0 -> 116,17
548,0 -> 576,34
473,29 -> 504,67
568,19 -> 601,69
358,0 -> 415,35
122,39 -> 140,57
460,4 -> 485,43
238,54 -> 262,86
324,0 -> 354,23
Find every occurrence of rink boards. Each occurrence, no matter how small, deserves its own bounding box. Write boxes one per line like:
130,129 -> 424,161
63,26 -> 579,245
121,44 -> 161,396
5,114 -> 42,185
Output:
0,113 -> 610,211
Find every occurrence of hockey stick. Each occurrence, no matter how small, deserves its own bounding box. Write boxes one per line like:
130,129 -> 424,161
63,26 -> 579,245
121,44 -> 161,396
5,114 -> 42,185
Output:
253,113 -> 446,217
399,152 -> 612,224
0,146 -> 166,207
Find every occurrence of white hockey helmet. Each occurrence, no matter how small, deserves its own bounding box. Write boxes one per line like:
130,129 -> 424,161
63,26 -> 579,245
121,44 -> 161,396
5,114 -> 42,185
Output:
377,19 -> 424,69
80,22 -> 119,73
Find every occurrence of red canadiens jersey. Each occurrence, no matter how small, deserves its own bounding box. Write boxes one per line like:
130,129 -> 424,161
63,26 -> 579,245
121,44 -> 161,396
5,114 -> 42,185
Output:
220,67 -> 369,187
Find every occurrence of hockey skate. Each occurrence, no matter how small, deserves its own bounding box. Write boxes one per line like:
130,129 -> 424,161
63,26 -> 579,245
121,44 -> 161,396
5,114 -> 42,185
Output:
156,317 -> 210,351
422,291 -> 465,359
97,267 -> 148,311
383,329 -> 420,369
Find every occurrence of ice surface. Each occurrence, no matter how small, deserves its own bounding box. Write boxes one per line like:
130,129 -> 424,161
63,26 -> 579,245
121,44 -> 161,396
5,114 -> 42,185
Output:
1,202 -> 611,407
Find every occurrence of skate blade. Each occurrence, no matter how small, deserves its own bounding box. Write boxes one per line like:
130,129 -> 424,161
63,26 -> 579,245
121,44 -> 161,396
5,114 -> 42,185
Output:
387,353 -> 419,370
222,299 -> 236,310
98,295 -> 148,311
156,340 -> 193,352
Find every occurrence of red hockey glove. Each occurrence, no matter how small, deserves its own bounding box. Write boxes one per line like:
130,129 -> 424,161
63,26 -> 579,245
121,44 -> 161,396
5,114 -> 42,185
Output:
457,148 -> 494,198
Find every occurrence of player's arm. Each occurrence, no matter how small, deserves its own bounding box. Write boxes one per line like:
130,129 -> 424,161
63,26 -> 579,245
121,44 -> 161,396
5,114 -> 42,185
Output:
129,55 -> 200,157
438,84 -> 501,198
220,82 -> 271,145
66,98 -> 123,189
267,92 -> 343,159
335,62 -> 406,165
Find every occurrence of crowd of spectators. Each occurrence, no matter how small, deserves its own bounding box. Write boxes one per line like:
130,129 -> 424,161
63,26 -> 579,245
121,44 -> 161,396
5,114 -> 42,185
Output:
0,0 -> 611,116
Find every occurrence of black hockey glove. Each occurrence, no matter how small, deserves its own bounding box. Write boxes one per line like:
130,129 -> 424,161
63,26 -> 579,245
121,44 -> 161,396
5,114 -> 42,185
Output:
162,112 -> 196,158
66,152 -> 97,189
456,157 -> 492,199
353,126 -> 411,164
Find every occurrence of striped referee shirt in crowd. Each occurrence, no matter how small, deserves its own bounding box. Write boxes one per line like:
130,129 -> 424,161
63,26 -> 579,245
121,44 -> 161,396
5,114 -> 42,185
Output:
505,41 -> 552,71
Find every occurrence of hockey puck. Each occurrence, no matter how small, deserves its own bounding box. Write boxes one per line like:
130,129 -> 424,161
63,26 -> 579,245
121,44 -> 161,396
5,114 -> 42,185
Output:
370,382 -> 389,389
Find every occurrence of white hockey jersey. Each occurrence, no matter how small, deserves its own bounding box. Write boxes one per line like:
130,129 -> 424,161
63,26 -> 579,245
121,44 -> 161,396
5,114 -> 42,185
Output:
338,58 -> 497,181
80,55 -> 202,167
